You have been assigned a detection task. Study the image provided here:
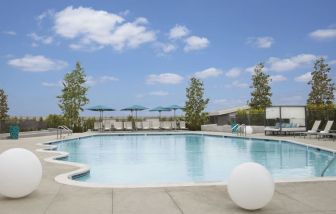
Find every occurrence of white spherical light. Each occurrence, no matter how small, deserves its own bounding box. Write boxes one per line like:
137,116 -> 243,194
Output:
227,162 -> 274,210
0,148 -> 42,198
245,126 -> 253,134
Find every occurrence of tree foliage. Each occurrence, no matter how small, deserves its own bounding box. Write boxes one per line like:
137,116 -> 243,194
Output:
184,77 -> 209,130
0,89 -> 9,120
307,57 -> 335,105
249,63 -> 272,109
57,62 -> 89,128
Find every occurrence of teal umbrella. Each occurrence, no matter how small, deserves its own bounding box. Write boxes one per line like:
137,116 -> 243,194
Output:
166,105 -> 184,130
87,105 -> 115,130
121,105 -> 147,120
149,106 -> 171,119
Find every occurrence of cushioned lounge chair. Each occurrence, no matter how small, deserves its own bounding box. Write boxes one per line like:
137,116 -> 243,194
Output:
113,121 -> 123,131
124,121 -> 133,130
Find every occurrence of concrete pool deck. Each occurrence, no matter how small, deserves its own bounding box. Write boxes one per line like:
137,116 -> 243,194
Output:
1,132 -> 336,214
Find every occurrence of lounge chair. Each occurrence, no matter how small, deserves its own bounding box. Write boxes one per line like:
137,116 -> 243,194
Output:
103,120 -> 112,131
304,120 -> 334,138
171,121 -> 177,130
93,122 -> 101,131
264,123 -> 280,135
142,121 -> 150,130
113,121 -> 123,131
308,120 -> 322,133
135,121 -> 142,130
179,121 -> 187,130
162,121 -> 172,130
296,120 -> 321,137
124,121 -> 133,130
151,120 -> 161,130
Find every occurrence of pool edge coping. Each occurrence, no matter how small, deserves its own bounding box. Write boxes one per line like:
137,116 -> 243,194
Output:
36,131 -> 336,189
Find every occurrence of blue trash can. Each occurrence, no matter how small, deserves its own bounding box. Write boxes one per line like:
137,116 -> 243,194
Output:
9,125 -> 20,139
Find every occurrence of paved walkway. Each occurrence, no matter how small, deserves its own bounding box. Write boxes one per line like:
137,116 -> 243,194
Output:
0,133 -> 336,214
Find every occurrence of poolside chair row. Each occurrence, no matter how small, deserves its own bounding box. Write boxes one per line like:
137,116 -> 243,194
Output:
93,121 -> 187,131
264,122 -> 306,135
297,120 -> 335,139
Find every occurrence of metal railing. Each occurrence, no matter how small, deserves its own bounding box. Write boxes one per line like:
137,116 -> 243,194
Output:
237,124 -> 246,136
57,125 -> 73,139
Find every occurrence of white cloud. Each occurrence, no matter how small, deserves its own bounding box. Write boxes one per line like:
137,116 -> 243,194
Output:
329,60 -> 336,65
226,68 -> 241,78
213,99 -> 227,104
37,9 -> 55,22
42,80 -> 62,87
295,72 -> 312,83
146,73 -> 183,84
244,66 -> 255,74
156,43 -> 177,54
194,67 -> 223,79
247,36 -> 274,48
270,75 -> 287,82
8,55 -> 67,72
137,90 -> 169,98
85,75 -> 119,86
226,81 -> 249,89
184,36 -> 209,52
3,31 -> 16,36
28,33 -> 53,46
100,75 -> 119,82
309,28 -> 336,40
268,54 -> 317,72
148,91 -> 169,96
169,25 -> 190,39
54,6 -> 156,51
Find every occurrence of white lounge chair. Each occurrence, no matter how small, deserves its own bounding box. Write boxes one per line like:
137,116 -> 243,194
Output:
93,122 -> 101,131
179,121 -> 187,130
135,121 -> 142,130
308,120 -> 321,133
320,120 -> 334,134
171,121 -> 177,130
305,120 -> 334,138
151,120 -> 160,130
162,121 -> 172,130
142,121 -> 150,130
113,121 -> 123,131
103,120 -> 112,131
124,121 -> 133,130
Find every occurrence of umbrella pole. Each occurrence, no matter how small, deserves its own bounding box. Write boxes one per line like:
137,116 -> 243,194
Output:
174,109 -> 176,130
135,111 -> 138,131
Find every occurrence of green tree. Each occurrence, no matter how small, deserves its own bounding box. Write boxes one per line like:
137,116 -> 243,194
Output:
57,62 -> 89,129
249,63 -> 272,109
307,57 -> 335,105
0,89 -> 9,120
184,77 -> 209,130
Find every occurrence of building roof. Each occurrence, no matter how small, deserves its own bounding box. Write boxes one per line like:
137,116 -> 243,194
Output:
209,105 -> 250,116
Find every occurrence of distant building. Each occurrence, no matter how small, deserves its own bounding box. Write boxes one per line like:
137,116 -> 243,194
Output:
208,105 -> 250,125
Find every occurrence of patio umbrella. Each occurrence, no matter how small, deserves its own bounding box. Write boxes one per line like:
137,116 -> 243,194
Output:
121,105 -> 147,120
166,105 -> 184,129
87,105 -> 115,131
149,106 -> 171,119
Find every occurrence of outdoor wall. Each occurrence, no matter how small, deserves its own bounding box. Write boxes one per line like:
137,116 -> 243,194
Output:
201,124 -> 265,133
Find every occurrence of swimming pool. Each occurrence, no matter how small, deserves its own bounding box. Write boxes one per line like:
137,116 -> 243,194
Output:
53,134 -> 336,185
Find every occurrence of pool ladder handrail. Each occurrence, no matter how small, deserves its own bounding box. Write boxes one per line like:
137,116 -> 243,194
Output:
237,124 -> 246,136
321,155 -> 336,177
57,125 -> 73,139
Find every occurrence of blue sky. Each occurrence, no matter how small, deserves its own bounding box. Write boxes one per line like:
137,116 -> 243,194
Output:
0,0 -> 335,116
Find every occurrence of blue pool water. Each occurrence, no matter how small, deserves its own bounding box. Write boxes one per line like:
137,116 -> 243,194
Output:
54,134 -> 336,185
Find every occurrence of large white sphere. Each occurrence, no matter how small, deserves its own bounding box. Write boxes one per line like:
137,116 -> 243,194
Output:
0,148 -> 42,198
227,162 -> 274,210
245,126 -> 253,134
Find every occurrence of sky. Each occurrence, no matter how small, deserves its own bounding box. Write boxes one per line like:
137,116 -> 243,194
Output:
0,0 -> 335,116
